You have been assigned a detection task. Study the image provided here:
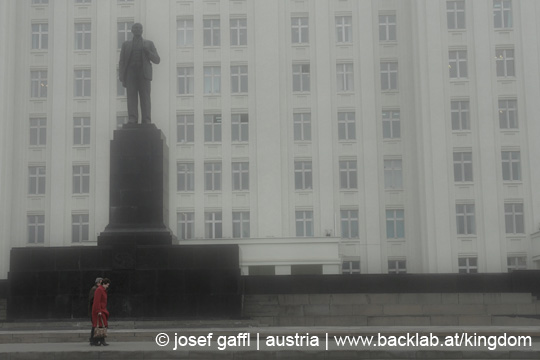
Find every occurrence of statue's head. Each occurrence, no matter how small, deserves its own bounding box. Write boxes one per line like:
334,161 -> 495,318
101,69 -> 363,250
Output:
131,23 -> 143,37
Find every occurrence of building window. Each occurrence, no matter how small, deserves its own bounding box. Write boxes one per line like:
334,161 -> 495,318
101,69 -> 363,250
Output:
499,99 -> 518,129
28,166 -> 46,195
203,19 -> 220,46
505,203 -> 524,234
458,257 -> 477,273
204,162 -> 222,191
74,22 -> 91,50
502,151 -> 521,181
231,65 -> 248,93
494,0 -> 512,29
116,115 -> 128,129
496,48 -> 515,77
291,16 -> 309,44
335,16 -> 352,43
447,1 -> 465,29
233,211 -> 250,238
341,210 -> 359,238
384,159 -> 402,189
177,212 -> 194,240
292,64 -> 310,92
336,63 -> 354,92
204,66 -> 221,94
177,67 -> 194,95
28,215 -> 45,244
507,256 -> 527,272
386,209 -> 404,239
293,113 -> 311,141
232,114 -> 249,142
379,14 -> 396,41
382,110 -> 400,139
453,152 -> 473,182
339,160 -> 357,189
73,117 -> 90,145
177,18 -> 193,47
205,211 -> 222,239
72,214 -> 89,242
230,18 -> 247,46
177,114 -> 194,143
204,114 -> 222,142
338,112 -> 356,141
456,204 -> 475,235
451,100 -> 470,131
29,118 -> 47,146
388,259 -> 407,274
74,69 -> 91,97
294,161 -> 312,190
342,260 -> 360,274
117,21 -> 134,49
177,162 -> 194,191
380,62 -> 398,90
30,70 -> 48,98
295,210 -> 313,237
449,50 -> 468,79
232,162 -> 249,191
31,23 -> 48,50
72,165 -> 90,194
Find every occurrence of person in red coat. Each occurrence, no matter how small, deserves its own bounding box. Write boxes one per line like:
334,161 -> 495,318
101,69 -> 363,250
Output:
91,278 -> 111,346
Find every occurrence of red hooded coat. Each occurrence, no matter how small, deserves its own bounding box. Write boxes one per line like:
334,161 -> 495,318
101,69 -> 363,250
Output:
91,285 -> 109,328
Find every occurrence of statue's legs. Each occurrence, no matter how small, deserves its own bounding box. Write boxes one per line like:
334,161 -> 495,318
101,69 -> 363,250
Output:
126,65 -> 142,123
139,79 -> 151,123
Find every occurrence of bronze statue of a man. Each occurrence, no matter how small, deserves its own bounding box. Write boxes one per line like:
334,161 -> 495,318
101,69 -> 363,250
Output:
119,23 -> 160,124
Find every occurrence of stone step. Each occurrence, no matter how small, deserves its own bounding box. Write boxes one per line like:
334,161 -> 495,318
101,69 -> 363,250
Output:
1,325 -> 540,344
243,293 -> 538,306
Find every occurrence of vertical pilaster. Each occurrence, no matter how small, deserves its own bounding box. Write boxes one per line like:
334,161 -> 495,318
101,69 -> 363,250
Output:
49,0 -> 69,246
253,0 -> 283,237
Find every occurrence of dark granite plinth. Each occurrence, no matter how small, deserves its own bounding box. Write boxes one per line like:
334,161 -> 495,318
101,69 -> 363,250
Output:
101,123 -> 171,245
7,245 -> 241,320
242,271 -> 540,297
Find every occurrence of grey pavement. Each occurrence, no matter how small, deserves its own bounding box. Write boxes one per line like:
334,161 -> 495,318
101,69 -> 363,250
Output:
0,326 -> 539,359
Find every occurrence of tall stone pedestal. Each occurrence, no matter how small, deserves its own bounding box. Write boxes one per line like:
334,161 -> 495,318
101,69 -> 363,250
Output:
98,123 -> 173,246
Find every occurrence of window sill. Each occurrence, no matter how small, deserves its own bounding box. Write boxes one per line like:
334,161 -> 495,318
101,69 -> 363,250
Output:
379,40 -> 398,45
494,28 -> 513,32
497,77 -> 516,83
30,49 -> 48,53
387,238 -> 405,243
177,94 -> 194,98
28,194 -> 46,199
203,46 -> 221,50
382,138 -> 401,143
502,181 -> 523,185
177,191 -> 195,194
230,45 -> 248,50
291,43 -> 310,47
500,129 -> 519,133
381,89 -> 399,94
452,130 -> 471,135
73,145 -> 91,149
384,188 -> 404,192
449,79 -> 469,84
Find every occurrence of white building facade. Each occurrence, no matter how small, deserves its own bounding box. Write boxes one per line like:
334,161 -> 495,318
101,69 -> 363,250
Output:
1,0 -> 540,278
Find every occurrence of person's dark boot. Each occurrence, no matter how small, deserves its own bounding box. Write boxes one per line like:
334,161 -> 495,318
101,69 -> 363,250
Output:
99,339 -> 109,346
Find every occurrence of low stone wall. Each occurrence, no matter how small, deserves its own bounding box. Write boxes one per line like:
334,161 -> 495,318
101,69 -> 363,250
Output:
243,293 -> 540,326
